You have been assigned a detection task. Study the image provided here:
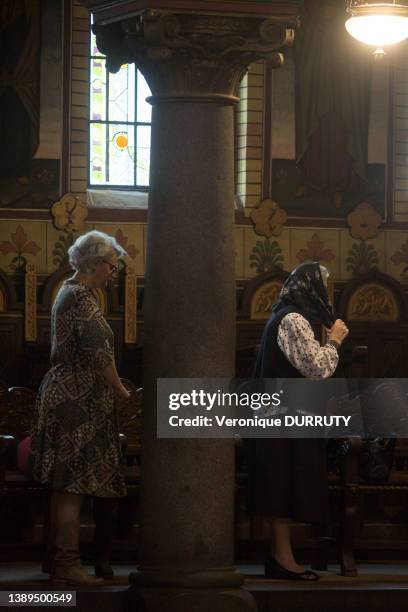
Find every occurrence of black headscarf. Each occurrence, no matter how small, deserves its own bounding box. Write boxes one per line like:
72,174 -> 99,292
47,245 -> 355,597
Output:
273,261 -> 335,328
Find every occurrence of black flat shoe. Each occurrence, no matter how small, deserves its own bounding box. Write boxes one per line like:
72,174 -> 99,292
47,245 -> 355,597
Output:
41,560 -> 52,574
265,558 -> 319,581
94,563 -> 114,579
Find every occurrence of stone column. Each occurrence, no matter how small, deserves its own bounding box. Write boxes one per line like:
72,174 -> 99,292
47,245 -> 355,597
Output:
91,5 -> 300,610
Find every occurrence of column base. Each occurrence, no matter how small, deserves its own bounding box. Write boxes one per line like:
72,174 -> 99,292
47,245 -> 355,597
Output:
126,586 -> 257,612
129,566 -> 243,588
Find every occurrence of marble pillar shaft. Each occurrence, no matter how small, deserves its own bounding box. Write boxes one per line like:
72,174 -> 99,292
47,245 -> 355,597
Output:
145,101 -> 236,381
139,99 -> 238,586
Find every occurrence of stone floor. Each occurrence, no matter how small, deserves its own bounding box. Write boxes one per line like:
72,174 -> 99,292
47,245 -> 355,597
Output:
2,561 -> 408,584
1,563 -> 408,611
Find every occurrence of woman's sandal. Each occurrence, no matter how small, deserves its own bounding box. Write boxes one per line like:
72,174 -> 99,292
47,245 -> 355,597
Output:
265,558 -> 319,581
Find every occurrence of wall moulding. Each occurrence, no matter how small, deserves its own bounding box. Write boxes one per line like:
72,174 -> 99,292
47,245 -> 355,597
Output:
81,1 -> 303,24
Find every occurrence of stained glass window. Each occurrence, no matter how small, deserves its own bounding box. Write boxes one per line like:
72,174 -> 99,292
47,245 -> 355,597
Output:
89,17 -> 152,188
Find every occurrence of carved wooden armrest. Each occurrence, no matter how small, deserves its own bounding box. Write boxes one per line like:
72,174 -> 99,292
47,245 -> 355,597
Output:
336,437 -> 363,577
0,434 -> 16,482
119,432 -> 128,454
339,437 -> 363,486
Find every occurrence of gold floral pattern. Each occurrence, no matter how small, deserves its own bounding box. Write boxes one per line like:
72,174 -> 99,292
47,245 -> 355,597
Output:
347,201 -> 382,241
25,264 -> 37,342
0,224 -> 41,272
115,229 -> 139,260
296,234 -> 335,264
125,266 -> 137,344
391,238 -> 408,277
250,238 -> 283,274
346,242 -> 379,277
250,199 -> 287,238
348,284 -> 400,321
51,193 -> 88,232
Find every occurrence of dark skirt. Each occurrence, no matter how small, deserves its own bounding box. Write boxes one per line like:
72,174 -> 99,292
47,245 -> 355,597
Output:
249,437 -> 328,525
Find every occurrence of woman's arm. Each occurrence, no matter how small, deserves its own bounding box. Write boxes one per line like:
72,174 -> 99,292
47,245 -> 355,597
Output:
75,292 -> 130,399
277,312 -> 339,379
101,361 -> 130,399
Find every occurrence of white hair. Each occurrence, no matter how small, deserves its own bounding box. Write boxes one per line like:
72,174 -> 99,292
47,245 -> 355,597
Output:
68,230 -> 126,272
319,264 -> 330,284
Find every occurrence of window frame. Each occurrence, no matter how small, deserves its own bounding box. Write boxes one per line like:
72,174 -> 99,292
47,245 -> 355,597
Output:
88,18 -> 151,192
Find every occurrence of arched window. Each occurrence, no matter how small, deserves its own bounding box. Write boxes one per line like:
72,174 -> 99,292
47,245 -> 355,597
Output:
89,18 -> 152,189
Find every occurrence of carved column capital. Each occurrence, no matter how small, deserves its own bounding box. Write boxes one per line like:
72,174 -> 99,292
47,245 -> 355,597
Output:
93,9 -> 298,102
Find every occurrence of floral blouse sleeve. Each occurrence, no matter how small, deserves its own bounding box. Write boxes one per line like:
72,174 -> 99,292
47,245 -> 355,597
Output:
277,312 -> 338,379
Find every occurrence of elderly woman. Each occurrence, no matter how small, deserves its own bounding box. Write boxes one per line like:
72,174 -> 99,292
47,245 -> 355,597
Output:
252,261 -> 348,580
30,231 -> 130,586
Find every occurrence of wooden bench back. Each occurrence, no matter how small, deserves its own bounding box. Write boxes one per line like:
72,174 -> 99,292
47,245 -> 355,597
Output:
0,386 -> 36,441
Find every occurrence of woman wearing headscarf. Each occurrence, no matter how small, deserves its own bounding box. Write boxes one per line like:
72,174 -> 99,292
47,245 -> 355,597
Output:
252,261 -> 348,580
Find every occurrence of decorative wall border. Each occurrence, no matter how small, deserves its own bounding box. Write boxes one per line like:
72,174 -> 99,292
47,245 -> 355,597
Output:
25,264 -> 37,342
125,266 -> 137,344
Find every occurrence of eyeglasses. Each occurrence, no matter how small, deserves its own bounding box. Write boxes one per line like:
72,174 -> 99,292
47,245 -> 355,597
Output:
103,260 -> 119,274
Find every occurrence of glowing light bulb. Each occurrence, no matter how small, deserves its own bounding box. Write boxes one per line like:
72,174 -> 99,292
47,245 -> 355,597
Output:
345,2 -> 408,53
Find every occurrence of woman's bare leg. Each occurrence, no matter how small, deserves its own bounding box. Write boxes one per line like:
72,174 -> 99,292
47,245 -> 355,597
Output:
272,517 -> 305,573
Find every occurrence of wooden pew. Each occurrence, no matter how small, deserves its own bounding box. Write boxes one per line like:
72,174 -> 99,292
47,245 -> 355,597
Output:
0,380 -> 142,563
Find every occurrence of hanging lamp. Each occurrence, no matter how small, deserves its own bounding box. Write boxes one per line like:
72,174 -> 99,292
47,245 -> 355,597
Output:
345,1 -> 408,56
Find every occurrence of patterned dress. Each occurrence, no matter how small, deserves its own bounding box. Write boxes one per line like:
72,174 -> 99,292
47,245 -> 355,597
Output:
30,279 -> 126,497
